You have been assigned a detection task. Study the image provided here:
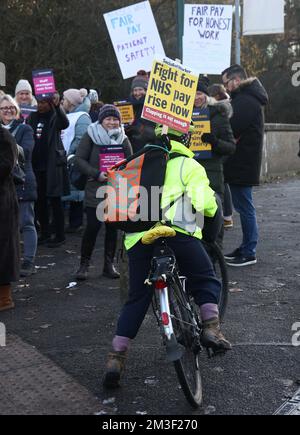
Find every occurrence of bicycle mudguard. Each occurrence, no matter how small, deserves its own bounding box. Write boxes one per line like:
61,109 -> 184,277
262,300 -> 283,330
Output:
165,334 -> 184,363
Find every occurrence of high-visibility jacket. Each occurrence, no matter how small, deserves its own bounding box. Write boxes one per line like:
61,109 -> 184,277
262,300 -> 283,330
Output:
125,140 -> 217,250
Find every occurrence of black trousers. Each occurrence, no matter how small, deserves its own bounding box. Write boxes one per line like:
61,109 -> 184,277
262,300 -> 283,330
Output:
35,171 -> 65,239
81,207 -> 118,260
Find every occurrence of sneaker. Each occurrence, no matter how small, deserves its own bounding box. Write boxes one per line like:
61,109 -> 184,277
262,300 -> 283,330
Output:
201,317 -> 232,352
103,351 -> 127,389
224,248 -> 242,260
224,218 -> 233,229
47,237 -> 66,248
226,255 -> 257,267
20,261 -> 37,278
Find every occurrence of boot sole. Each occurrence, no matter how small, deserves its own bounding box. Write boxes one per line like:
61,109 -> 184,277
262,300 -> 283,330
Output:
0,302 -> 15,312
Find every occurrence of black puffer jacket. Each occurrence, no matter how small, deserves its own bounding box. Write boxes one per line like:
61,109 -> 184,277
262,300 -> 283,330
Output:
224,78 -> 269,186
196,100 -> 236,195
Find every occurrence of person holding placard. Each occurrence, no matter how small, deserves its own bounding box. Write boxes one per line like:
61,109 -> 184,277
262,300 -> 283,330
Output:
126,70 -> 156,153
28,94 -> 70,248
74,104 -> 132,281
193,78 -> 236,247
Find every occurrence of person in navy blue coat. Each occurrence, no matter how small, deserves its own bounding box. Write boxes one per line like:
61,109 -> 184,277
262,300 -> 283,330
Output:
0,94 -> 37,276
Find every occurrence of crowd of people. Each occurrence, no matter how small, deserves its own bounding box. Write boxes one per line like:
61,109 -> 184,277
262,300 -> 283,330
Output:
0,64 -> 270,388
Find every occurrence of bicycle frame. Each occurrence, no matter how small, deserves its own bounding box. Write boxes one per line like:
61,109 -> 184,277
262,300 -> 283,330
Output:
146,239 -> 201,362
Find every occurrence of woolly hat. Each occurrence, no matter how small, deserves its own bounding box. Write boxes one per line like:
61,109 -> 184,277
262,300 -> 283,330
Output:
98,104 -> 121,124
63,88 -> 88,106
131,70 -> 149,91
15,79 -> 32,95
197,76 -> 210,96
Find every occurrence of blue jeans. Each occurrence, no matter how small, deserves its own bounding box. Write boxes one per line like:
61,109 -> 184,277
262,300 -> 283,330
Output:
116,233 -> 221,339
229,185 -> 259,257
19,201 -> 37,264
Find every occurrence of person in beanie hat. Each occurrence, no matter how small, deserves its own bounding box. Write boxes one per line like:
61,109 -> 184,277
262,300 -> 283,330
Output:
15,79 -> 37,107
98,104 -> 121,124
126,70 -> 155,153
74,104 -> 132,281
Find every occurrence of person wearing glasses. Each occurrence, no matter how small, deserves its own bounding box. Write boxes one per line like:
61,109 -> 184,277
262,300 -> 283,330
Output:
0,95 -> 37,277
221,64 -> 269,267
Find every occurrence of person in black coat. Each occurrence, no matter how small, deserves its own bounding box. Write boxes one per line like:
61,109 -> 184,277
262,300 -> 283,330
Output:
125,70 -> 156,153
221,64 -> 269,266
28,94 -> 70,248
0,94 -> 37,277
0,126 -> 19,311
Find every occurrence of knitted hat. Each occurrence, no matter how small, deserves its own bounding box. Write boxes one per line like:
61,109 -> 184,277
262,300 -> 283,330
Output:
63,88 -> 88,106
15,79 -> 32,95
98,104 -> 121,124
197,76 -> 210,95
131,70 -> 149,91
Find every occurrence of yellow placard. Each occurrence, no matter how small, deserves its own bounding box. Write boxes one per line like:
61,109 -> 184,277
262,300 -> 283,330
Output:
142,58 -> 198,133
114,102 -> 135,125
190,109 -> 212,159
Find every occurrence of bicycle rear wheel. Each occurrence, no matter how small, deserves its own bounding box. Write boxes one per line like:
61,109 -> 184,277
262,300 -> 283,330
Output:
169,282 -> 202,408
203,242 -> 229,321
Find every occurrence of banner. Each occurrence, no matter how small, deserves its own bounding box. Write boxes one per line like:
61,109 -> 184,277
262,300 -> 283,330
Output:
243,0 -> 284,35
104,1 -> 165,79
183,4 -> 233,75
190,108 -> 212,160
32,69 -> 56,99
114,101 -> 135,125
142,57 -> 198,134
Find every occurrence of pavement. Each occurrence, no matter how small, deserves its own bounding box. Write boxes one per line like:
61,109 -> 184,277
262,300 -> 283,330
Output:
0,177 -> 299,416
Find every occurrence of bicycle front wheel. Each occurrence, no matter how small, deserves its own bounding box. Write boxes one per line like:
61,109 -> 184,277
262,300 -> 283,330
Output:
169,282 -> 202,408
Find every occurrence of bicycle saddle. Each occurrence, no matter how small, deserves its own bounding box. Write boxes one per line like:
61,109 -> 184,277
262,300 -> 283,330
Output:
141,225 -> 176,245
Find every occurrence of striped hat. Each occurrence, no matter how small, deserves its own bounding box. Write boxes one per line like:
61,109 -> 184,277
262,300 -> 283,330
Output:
98,104 -> 121,124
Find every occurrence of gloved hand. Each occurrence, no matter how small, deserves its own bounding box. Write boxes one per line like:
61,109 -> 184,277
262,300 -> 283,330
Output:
98,172 -> 108,182
201,132 -> 218,147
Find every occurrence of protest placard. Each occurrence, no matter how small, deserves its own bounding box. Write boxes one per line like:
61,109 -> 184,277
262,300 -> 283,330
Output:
183,4 -> 233,75
99,146 -> 125,172
20,104 -> 37,121
104,0 -> 165,79
142,57 -> 198,133
190,108 -> 212,159
114,101 -> 135,125
32,69 -> 56,99
243,0 -> 284,35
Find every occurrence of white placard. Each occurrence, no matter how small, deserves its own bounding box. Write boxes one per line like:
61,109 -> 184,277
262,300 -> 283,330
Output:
183,4 -> 233,75
104,0 -> 165,79
243,0 -> 284,36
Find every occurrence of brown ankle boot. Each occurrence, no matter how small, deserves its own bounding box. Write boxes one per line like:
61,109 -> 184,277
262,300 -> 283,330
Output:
201,317 -> 232,352
103,351 -> 127,389
0,285 -> 15,312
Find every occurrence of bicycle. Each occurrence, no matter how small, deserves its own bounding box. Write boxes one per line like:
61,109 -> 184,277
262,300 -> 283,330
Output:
142,225 -> 229,409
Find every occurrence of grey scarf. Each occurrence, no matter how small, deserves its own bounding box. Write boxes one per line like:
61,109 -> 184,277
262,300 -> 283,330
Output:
87,122 -> 126,145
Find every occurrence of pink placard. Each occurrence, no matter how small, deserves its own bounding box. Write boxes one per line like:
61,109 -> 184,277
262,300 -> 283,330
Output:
99,146 -> 125,172
32,69 -> 56,97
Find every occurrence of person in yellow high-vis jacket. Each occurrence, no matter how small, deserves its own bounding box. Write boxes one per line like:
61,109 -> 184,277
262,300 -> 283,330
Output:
103,126 -> 231,389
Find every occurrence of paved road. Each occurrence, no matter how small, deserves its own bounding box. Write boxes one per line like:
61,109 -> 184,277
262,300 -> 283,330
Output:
0,177 -> 299,415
